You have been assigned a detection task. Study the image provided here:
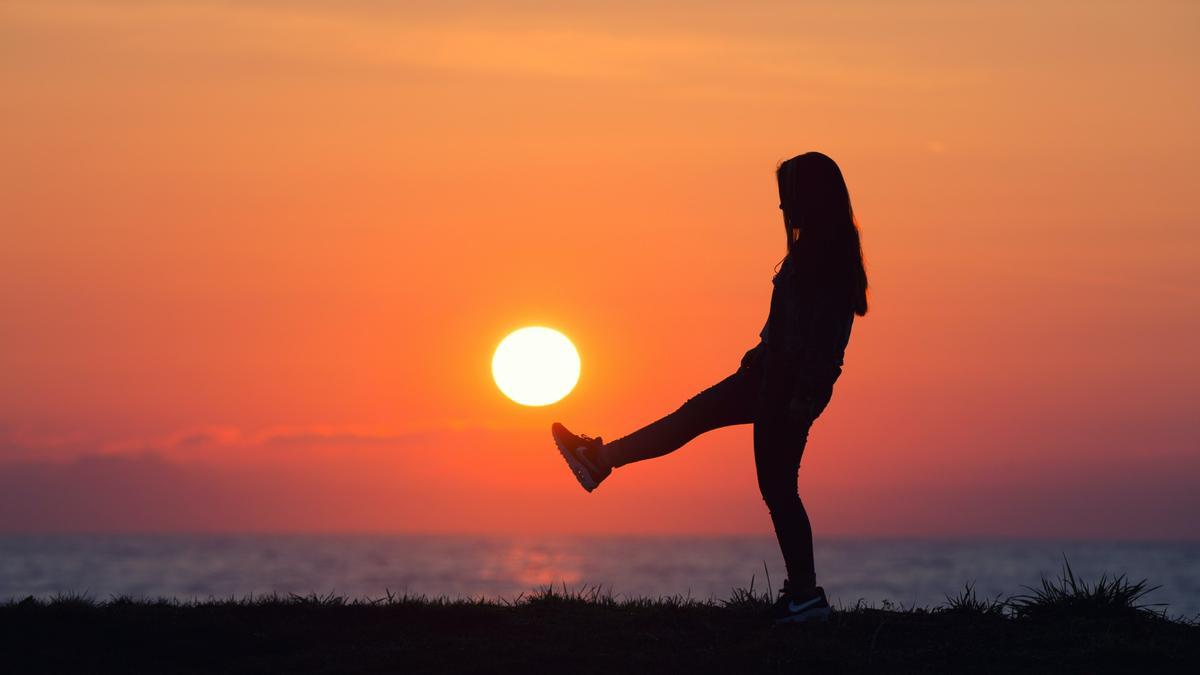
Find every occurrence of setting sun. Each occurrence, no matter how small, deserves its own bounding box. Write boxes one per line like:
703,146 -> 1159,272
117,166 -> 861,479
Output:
491,327 -> 581,406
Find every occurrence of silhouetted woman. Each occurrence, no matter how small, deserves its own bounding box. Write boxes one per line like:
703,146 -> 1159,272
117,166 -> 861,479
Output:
551,151 -> 868,623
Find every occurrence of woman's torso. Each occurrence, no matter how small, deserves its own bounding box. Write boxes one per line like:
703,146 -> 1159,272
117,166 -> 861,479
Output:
760,256 -> 855,393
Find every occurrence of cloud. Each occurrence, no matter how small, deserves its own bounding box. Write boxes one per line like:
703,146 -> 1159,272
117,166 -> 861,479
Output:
195,426 -> 423,451
102,426 -> 436,455
0,428 -> 112,463
3,0 -> 734,81
0,453 -> 221,532
0,443 -> 499,533
0,424 -> 456,465
5,0 -> 981,90
257,428 -> 433,450
1,432 -> 1198,538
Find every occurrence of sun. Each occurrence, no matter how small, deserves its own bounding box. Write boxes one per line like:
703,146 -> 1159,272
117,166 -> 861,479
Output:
492,326 -> 580,406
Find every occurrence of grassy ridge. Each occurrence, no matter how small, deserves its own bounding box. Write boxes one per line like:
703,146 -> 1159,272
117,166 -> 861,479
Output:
2,567 -> 1197,674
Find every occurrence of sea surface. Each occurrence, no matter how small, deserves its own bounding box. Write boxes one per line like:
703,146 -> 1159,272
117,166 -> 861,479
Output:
2,535 -> 1198,619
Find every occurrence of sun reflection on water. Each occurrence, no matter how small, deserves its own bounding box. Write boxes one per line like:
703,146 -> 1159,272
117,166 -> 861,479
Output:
480,543 -> 583,587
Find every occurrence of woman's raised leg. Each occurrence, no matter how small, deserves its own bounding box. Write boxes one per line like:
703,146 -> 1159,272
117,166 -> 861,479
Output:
600,368 -> 758,469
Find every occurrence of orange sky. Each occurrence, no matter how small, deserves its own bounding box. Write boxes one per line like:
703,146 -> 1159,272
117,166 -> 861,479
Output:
2,0 -> 1198,537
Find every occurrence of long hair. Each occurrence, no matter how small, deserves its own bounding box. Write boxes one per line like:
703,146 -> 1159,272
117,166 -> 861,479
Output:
776,152 -> 869,316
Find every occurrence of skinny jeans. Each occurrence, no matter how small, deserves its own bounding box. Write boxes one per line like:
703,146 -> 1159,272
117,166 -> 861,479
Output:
604,357 -> 835,590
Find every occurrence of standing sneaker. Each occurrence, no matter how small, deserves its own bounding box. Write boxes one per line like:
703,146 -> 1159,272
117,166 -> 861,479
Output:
769,583 -> 832,624
551,422 -> 611,492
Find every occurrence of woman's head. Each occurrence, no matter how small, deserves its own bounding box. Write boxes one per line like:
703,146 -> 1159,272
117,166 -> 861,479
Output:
776,152 -> 869,316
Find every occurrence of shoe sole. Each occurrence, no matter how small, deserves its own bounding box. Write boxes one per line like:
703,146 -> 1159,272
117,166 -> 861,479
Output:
774,606 -> 832,624
552,430 -> 599,492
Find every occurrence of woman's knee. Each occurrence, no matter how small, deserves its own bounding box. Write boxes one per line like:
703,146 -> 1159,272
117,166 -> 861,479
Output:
756,471 -> 799,508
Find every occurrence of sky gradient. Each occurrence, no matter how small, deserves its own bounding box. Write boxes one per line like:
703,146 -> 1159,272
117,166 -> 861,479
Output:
2,0 -> 1198,537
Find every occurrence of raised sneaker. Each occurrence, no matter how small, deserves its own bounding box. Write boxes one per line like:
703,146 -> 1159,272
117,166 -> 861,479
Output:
770,583 -> 832,624
551,422 -> 611,492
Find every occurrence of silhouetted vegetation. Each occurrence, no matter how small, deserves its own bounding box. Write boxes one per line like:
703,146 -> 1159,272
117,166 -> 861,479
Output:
2,565 -> 1196,674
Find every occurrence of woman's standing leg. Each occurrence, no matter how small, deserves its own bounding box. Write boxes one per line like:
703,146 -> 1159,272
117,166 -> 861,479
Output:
753,387 -> 833,591
601,367 -> 759,469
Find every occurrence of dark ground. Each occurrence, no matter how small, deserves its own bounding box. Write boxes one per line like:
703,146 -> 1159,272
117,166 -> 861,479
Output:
3,580 -> 1197,674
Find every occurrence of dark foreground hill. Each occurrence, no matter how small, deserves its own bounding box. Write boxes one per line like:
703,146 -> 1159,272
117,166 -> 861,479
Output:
3,571 -> 1197,674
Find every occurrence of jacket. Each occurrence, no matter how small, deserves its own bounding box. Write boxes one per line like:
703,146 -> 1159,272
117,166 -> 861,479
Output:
753,256 -> 855,407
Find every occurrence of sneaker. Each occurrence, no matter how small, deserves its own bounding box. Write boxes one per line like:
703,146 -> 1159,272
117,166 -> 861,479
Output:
551,422 -> 611,492
769,583 -> 831,624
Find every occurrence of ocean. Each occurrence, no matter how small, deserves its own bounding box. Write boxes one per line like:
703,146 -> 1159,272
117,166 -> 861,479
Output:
2,535 -> 1197,619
